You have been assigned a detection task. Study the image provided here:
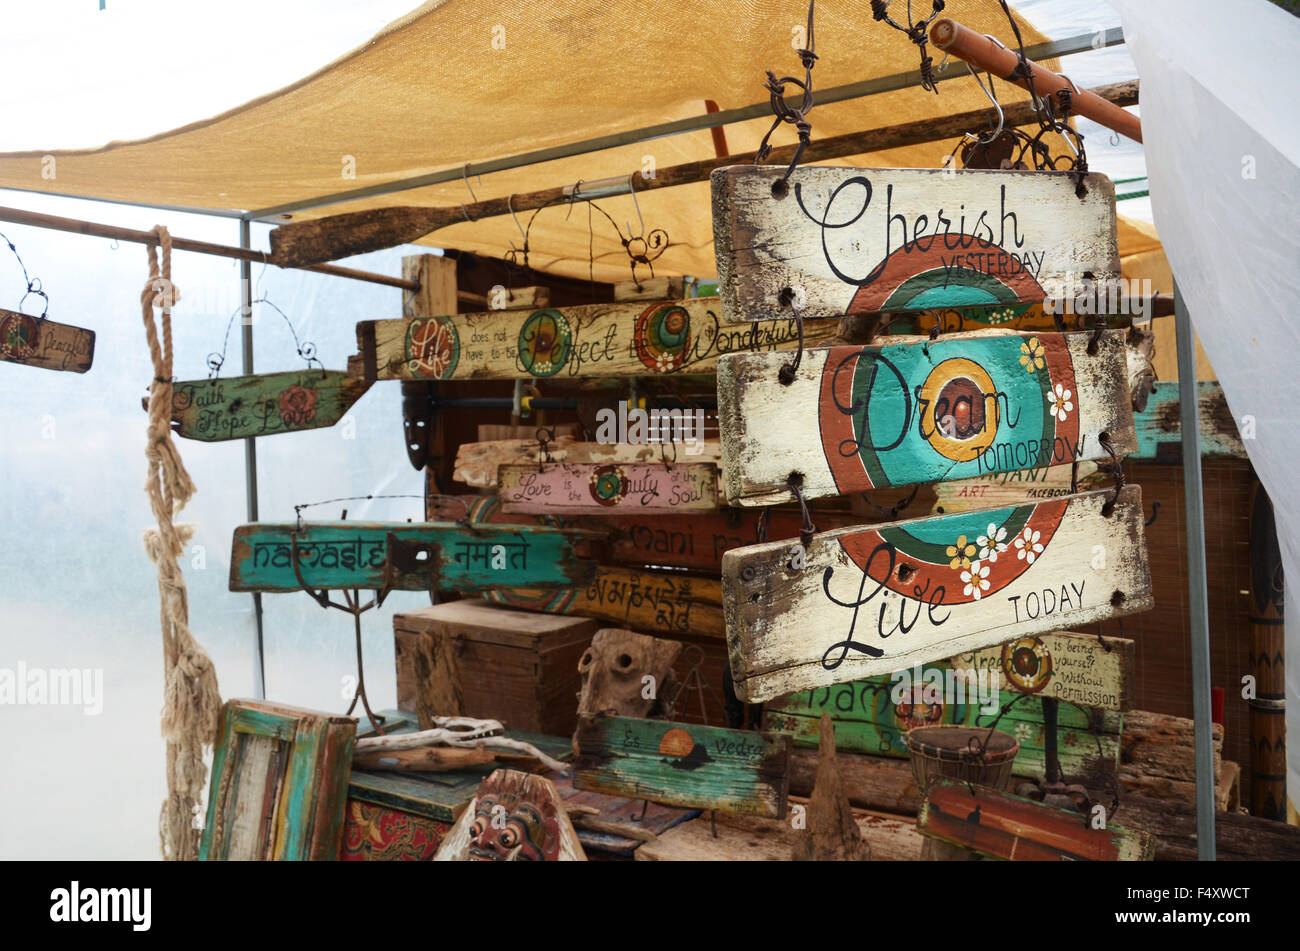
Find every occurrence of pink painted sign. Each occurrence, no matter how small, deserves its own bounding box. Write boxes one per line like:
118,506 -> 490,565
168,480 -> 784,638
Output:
498,462 -> 719,515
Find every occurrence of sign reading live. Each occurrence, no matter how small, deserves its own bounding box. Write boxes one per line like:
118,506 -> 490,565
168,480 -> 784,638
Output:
717,329 -> 1136,506
711,166 -> 1119,322
721,486 -> 1152,704
0,309 -> 95,373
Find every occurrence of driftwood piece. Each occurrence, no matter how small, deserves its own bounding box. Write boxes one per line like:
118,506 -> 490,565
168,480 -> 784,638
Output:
1120,709 -> 1223,783
1116,792 -> 1300,861
792,714 -> 871,861
0,309 -> 94,373
788,748 -> 921,815
722,486 -> 1153,702
165,370 -> 370,441
576,628 -> 683,720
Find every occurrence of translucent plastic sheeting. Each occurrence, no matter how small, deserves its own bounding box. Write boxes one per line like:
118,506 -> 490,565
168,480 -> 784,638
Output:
1111,0 -> 1300,818
0,199 -> 421,857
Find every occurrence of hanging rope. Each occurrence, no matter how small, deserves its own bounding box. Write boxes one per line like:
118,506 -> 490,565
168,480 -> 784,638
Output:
139,226 -> 221,861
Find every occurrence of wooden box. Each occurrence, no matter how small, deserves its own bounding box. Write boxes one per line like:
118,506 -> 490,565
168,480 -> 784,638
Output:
394,600 -> 599,735
200,699 -> 356,861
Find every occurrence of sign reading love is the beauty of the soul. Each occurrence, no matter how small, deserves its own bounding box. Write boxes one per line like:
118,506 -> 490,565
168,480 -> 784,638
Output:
721,486 -> 1151,704
717,330 -> 1135,506
711,165 -> 1119,322
498,462 -> 720,515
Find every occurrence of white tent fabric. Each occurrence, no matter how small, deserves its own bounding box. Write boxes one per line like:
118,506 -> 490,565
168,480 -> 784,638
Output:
1111,0 -> 1300,819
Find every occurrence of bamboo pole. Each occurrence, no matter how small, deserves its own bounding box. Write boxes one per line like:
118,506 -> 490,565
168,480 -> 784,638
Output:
267,79 -> 1139,268
930,19 -> 1142,144
0,204 -> 416,292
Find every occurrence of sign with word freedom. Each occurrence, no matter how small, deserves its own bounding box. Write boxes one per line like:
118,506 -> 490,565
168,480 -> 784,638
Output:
717,329 -> 1135,506
721,486 -> 1152,703
711,165 -> 1119,322
229,521 -> 596,593
354,298 -> 837,381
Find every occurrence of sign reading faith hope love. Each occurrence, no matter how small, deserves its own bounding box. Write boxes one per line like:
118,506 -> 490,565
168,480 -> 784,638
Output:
721,486 -> 1152,704
711,165 -> 1119,322
717,329 -> 1136,506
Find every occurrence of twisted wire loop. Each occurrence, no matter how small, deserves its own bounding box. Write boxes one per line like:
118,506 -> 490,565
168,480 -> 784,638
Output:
1098,432 -> 1126,518
787,473 -> 817,548
536,426 -> 555,473
291,494 -> 429,530
778,305 -> 805,385
756,0 -> 818,189
756,507 -> 771,544
871,0 -> 947,93
859,483 -> 920,521
207,295 -> 323,379
1,230 -> 50,319
510,191 -> 669,288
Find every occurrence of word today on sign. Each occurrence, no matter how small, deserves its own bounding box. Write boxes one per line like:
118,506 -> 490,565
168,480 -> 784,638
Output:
717,329 -> 1136,506
711,165 -> 1119,322
721,486 -> 1151,703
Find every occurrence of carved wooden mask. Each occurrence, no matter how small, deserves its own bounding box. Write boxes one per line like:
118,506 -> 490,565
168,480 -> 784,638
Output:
576,628 -> 682,720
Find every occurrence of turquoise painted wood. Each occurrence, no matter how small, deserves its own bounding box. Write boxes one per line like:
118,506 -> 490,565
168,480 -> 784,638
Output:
1131,381 -> 1245,461
717,329 -> 1136,506
169,369 -> 370,441
200,699 -> 356,861
572,715 -> 791,817
229,521 -> 597,593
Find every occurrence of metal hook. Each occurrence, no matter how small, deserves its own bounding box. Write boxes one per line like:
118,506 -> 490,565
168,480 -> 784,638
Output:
627,174 -> 646,239
506,194 -> 526,240
964,70 -> 1005,145
462,164 -> 482,203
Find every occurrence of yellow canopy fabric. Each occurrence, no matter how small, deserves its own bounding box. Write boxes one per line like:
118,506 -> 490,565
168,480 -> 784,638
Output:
0,0 -> 1125,282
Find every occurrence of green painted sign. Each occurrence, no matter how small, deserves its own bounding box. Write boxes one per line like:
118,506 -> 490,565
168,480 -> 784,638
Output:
229,521 -> 597,593
573,716 -> 790,818
169,369 -> 370,441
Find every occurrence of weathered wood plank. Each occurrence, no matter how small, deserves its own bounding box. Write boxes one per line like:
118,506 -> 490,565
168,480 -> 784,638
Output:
499,462 -> 720,514
764,671 -> 1123,781
429,492 -> 863,573
358,297 -> 837,381
166,369 -> 370,441
573,715 -> 790,817
0,310 -> 94,373
485,565 -> 725,639
918,779 -> 1155,861
932,462 -> 1102,514
722,486 -> 1153,703
1131,381 -> 1245,461
956,630 -> 1135,712
229,521 -> 596,593
711,165 -> 1119,322
718,329 -> 1136,506
454,435 -> 722,487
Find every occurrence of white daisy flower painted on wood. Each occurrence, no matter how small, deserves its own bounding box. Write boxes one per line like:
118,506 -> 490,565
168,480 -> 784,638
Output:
1014,526 -> 1044,564
961,561 -> 991,600
977,523 -> 1008,562
1047,383 -> 1074,422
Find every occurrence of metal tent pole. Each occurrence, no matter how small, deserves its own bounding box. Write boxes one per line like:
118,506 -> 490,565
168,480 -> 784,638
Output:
1174,279 -> 1217,860
240,217 -> 266,700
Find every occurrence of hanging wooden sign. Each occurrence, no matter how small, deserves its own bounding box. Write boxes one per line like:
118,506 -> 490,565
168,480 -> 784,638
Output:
765,675 -> 1122,781
717,329 -> 1135,506
455,436 -> 722,488
485,566 -> 725,639
573,715 -> 791,818
711,165 -> 1119,322
1131,380 -> 1246,462
353,297 -> 837,382
432,769 -> 586,861
918,779 -> 1155,861
498,462 -> 720,515
0,309 -> 94,373
166,369 -> 371,442
722,485 -> 1152,703
932,462 -> 1102,515
229,521 -> 597,593
954,630 -> 1136,712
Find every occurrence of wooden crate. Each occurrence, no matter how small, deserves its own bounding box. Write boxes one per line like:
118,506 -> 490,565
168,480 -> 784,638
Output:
394,600 -> 599,735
